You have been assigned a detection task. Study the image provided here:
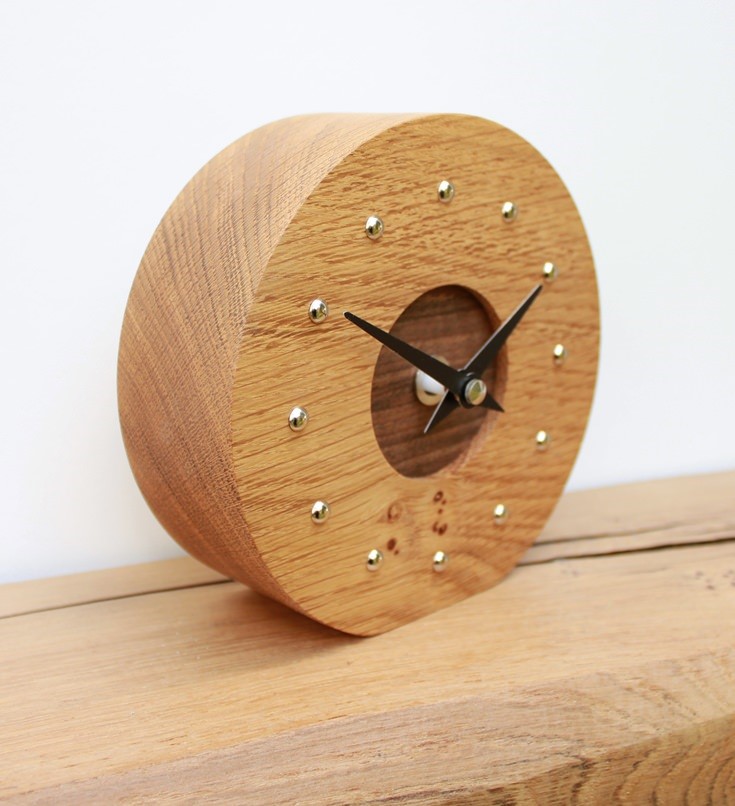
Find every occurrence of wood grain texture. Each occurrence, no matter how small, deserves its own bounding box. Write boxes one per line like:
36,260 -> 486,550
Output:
0,558 -> 226,619
231,114 -> 598,634
118,114 -> 419,616
1,473 -> 734,803
120,113 -> 599,635
6,471 -> 730,619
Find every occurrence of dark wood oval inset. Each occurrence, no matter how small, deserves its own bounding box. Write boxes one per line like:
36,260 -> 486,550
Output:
371,285 -> 507,478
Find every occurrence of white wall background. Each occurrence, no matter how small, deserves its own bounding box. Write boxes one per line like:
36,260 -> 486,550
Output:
1,1 -> 733,583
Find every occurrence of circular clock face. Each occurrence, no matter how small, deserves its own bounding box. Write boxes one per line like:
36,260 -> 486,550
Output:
119,114 -> 599,636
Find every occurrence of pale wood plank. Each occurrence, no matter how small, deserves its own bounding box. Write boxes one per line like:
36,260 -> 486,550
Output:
538,469 -> 735,545
527,469 -> 735,563
0,557 -> 225,619
17,648 -> 735,804
2,537 -> 735,801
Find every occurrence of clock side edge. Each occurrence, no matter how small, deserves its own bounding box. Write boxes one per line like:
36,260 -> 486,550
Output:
117,114 -> 421,608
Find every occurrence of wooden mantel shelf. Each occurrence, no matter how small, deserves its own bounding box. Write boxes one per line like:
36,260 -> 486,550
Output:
2,472 -> 734,803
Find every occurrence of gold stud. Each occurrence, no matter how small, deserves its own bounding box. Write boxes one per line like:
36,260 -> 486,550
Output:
308,298 -> 329,324
432,551 -> 448,572
493,504 -> 508,523
553,344 -> 567,366
365,215 -> 384,240
437,180 -> 455,203
501,201 -> 517,222
535,430 -> 551,451
543,262 -> 558,282
366,549 -> 383,571
311,500 -> 330,523
288,406 -> 309,432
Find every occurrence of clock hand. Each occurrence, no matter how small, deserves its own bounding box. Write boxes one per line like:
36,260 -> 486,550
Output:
345,307 -> 506,441
344,311 -> 466,397
423,390 -> 458,434
345,310 -> 505,414
423,284 -> 542,434
423,372 -> 506,434
464,284 -> 543,376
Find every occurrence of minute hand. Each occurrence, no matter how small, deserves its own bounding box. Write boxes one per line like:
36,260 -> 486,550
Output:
344,311 -> 466,397
464,284 -> 543,375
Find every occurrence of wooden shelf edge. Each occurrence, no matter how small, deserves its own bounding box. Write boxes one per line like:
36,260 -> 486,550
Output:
0,557 -> 227,620
12,645 -> 735,804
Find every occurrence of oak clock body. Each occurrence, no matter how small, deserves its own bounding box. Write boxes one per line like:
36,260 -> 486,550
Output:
118,114 -> 599,635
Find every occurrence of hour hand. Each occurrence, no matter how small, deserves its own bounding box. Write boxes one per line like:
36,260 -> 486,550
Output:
344,311 -> 464,397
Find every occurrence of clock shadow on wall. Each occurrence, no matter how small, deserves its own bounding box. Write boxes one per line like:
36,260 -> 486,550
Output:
371,285 -> 507,478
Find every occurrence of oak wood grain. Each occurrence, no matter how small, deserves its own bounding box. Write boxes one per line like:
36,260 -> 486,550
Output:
120,113 -> 599,635
231,113 -> 599,634
118,114 -> 419,620
0,557 -> 226,620
1,472 -> 734,803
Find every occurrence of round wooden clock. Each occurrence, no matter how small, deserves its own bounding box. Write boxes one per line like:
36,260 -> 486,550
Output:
118,114 -> 599,636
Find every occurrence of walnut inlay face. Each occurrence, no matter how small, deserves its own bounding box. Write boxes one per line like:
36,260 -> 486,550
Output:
370,285 -> 507,478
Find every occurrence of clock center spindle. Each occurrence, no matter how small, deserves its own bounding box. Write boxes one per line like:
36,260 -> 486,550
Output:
461,377 -> 487,407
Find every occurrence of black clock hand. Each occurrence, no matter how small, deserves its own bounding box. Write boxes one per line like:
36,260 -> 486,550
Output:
344,311 -> 466,397
423,390 -> 458,434
424,284 -> 542,434
423,383 -> 502,434
464,284 -> 543,375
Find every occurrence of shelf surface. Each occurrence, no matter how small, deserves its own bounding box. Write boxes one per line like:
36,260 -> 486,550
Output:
2,471 -> 734,803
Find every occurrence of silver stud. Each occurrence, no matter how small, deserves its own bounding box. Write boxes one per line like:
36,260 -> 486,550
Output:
308,298 -> 329,324
535,430 -> 551,451
543,262 -> 558,282
311,500 -> 330,523
288,406 -> 309,432
437,180 -> 455,203
552,344 -> 567,366
432,551 -> 448,572
462,377 -> 487,407
366,549 -> 383,571
365,215 -> 384,240
501,201 -> 518,222
493,504 -> 508,524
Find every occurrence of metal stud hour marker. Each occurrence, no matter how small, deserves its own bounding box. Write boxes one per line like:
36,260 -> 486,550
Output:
365,215 -> 384,240
493,504 -> 508,524
311,500 -> 330,523
553,344 -> 567,366
535,430 -> 551,451
543,262 -> 558,282
432,551 -> 448,572
288,406 -> 309,432
437,180 -> 455,203
501,201 -> 518,222
308,298 -> 329,324
366,549 -> 383,571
